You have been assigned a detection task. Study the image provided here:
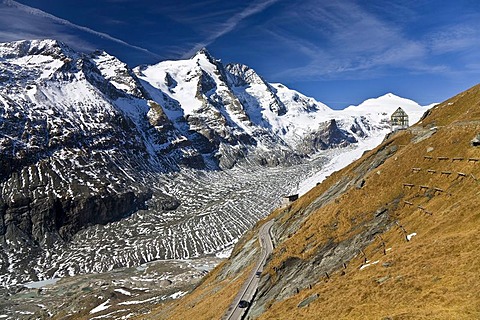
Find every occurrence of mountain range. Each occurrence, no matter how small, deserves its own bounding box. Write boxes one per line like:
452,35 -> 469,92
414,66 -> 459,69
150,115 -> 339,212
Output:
0,39 -> 428,293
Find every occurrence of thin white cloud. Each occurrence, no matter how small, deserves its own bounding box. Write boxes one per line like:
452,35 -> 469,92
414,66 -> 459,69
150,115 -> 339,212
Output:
2,0 -> 161,58
183,0 -> 280,58
427,25 -> 480,54
262,0 -> 466,81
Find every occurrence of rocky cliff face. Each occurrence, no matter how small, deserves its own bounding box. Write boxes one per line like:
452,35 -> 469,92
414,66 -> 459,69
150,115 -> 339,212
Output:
0,41 -> 150,242
299,119 -> 358,153
0,39 -> 418,288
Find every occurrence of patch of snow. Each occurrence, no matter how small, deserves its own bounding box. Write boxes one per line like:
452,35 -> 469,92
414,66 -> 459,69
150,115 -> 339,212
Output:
114,288 -> 132,296
118,296 -> 158,305
407,232 -> 417,241
89,299 -> 111,314
169,291 -> 188,299
359,260 -> 380,270
136,264 -> 147,272
23,278 -> 60,289
215,246 -> 234,259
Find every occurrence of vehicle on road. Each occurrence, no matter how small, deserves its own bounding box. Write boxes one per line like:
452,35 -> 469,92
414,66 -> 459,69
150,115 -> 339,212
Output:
255,271 -> 262,277
238,300 -> 250,308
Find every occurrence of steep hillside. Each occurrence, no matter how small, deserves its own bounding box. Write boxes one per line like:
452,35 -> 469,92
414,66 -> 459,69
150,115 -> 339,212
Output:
155,84 -> 480,319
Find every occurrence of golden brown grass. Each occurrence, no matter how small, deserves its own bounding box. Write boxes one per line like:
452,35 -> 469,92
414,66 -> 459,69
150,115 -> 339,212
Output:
256,84 -> 480,319
259,174 -> 480,319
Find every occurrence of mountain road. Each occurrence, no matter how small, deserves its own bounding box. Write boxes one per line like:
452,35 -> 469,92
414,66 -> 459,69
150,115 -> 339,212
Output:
223,220 -> 274,320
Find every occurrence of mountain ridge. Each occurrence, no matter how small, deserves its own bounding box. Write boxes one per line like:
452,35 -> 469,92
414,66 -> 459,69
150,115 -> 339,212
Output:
0,38 -> 428,291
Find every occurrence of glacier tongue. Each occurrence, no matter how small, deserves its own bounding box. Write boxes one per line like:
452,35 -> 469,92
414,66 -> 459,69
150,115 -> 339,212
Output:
0,39 -> 430,289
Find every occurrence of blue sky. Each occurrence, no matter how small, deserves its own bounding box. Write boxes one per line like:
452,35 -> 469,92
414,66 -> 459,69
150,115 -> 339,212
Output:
1,0 -> 479,109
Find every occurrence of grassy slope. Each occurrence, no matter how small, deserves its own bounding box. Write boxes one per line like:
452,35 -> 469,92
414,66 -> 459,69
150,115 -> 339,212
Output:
258,84 -> 480,319
145,84 -> 480,319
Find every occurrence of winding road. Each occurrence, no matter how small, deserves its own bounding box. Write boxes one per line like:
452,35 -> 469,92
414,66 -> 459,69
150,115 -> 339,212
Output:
223,220 -> 274,320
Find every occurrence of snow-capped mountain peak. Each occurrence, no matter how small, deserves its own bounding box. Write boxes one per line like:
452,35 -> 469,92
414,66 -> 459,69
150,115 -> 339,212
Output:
0,39 -> 83,83
91,50 -> 148,98
0,39 -> 74,59
191,47 -> 217,64
226,63 -> 266,86
344,92 -> 428,125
